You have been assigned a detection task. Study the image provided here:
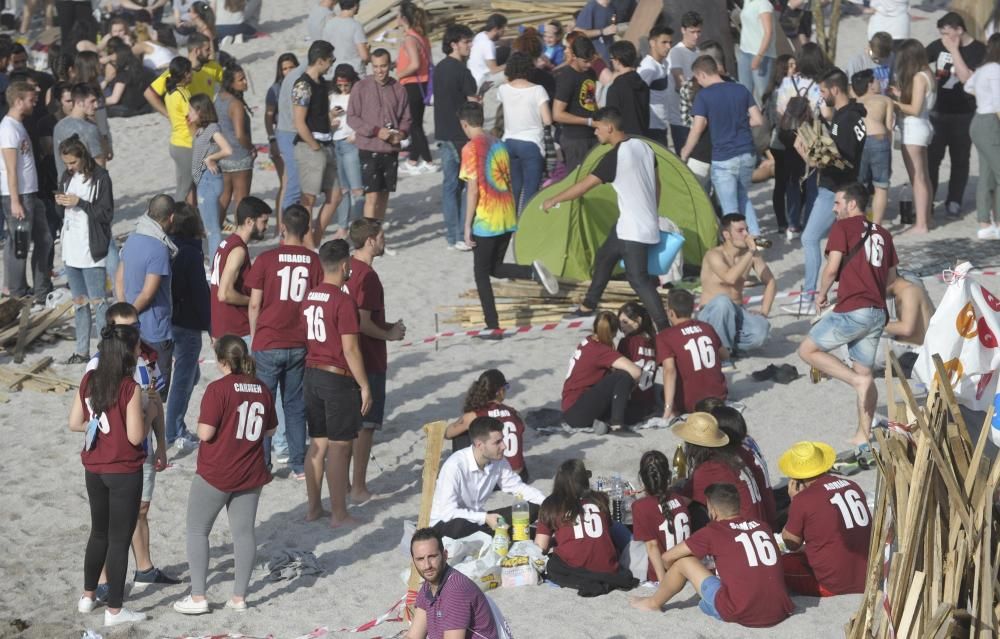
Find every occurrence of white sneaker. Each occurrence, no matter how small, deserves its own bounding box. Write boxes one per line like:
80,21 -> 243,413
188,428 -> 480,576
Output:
225,599 -> 248,612
220,35 -> 234,47
781,302 -> 817,316
785,228 -> 800,241
533,260 -> 559,295
274,453 -> 290,464
233,33 -> 244,44
399,162 -> 421,176
946,201 -> 961,216
104,607 -> 146,626
173,595 -> 210,615
78,595 -> 96,613
976,225 -> 999,240
417,161 -> 439,173
452,240 -> 473,252
592,421 -> 610,435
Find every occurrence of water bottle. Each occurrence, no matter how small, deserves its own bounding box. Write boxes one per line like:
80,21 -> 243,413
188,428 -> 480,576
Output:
609,474 -> 623,523
511,494 -> 530,542
492,516 -> 510,557
673,444 -> 688,480
13,218 -> 29,260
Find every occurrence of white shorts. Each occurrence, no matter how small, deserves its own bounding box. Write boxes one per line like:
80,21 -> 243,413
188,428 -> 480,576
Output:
902,116 -> 933,147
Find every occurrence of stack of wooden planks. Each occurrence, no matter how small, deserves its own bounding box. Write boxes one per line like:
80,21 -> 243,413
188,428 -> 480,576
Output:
359,0 -> 587,41
0,355 -> 77,393
846,352 -> 1000,638
439,279 -> 674,328
0,298 -> 74,363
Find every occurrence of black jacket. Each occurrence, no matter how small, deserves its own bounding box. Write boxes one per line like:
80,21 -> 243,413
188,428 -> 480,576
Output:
605,70 -> 650,137
819,101 -> 867,191
57,165 -> 114,261
169,236 -> 211,332
545,553 -> 639,597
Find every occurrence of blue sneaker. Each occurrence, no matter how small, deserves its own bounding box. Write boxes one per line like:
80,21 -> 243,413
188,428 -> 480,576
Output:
132,567 -> 180,590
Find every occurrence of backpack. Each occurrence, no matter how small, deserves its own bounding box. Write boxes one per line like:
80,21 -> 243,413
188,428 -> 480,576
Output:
778,77 -> 814,132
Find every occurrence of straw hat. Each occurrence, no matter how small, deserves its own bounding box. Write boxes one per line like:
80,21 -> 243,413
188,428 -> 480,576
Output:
778,441 -> 836,479
671,412 -> 729,448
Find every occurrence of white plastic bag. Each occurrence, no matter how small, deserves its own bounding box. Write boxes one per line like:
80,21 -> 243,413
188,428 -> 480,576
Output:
446,532 -> 501,592
500,541 -> 547,587
913,262 -> 1000,412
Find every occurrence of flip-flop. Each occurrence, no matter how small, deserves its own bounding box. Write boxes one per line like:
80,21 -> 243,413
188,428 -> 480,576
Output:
751,364 -> 779,381
831,461 -> 863,476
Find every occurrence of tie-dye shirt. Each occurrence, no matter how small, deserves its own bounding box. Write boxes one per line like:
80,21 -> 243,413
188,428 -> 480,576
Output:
460,133 -> 516,237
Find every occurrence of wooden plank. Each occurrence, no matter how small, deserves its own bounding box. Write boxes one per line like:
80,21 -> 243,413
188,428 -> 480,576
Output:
897,570 -> 926,638
405,420 -> 447,619
8,301 -> 72,364
11,298 -> 33,364
5,356 -> 53,391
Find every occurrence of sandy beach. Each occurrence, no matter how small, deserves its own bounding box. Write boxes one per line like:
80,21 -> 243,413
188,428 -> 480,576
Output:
0,1 -> 990,637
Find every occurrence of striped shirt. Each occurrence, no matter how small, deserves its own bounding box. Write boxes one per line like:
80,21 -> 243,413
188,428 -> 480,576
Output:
415,567 -> 498,639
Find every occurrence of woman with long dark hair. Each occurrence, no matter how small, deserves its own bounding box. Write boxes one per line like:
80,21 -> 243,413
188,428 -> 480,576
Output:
105,38 -> 152,118
166,56 -> 197,202
498,51 -> 552,212
446,369 -> 529,480
215,63 -> 254,225
966,34 -> 1000,238
631,450 -> 692,582
173,335 -> 276,615
616,301 -> 657,423
892,38 -> 936,234
189,92 -> 233,259
330,64 -> 365,238
536,459 -> 620,576
57,136 -> 115,364
265,52 -> 298,225
396,1 -> 436,175
70,323 -> 148,626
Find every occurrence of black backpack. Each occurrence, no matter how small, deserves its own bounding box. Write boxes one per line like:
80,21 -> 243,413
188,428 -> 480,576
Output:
778,77 -> 815,132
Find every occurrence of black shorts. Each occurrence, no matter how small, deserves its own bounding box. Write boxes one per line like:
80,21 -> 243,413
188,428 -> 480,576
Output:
359,150 -> 399,194
304,367 -> 361,441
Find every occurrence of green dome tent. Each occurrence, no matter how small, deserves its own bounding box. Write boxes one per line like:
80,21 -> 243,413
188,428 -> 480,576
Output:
513,138 -> 719,282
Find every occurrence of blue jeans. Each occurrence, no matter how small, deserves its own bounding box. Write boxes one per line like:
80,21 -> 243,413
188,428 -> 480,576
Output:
254,347 -> 307,474
737,50 -> 772,105
165,325 -> 202,443
438,141 -> 466,245
669,125 -> 689,155
104,237 -> 120,291
802,186 -> 836,302
711,152 -> 760,234
277,130 -> 301,209
505,138 -> 543,212
697,294 -> 770,354
65,265 -> 108,356
786,170 -> 817,231
197,171 -> 224,260
334,138 -> 364,230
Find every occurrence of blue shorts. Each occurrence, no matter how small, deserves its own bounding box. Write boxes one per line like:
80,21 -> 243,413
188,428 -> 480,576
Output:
363,371 -> 386,429
698,575 -> 723,620
858,135 -> 891,189
808,307 -> 887,369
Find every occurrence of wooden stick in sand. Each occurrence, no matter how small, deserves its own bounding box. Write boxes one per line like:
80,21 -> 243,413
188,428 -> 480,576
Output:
405,420 -> 447,621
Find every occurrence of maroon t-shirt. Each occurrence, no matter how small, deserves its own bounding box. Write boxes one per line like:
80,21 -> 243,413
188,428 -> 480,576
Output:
302,282 -> 361,370
475,401 -> 526,471
826,216 -> 897,313
246,245 -> 323,351
737,447 -> 776,529
687,458 -> 767,524
536,499 -> 620,574
618,332 -> 657,415
196,373 -> 277,492
79,372 -> 145,474
784,474 -> 872,594
655,320 -> 727,414
631,493 -> 692,582
685,519 -> 794,627
343,257 -> 389,373
561,338 -> 623,412
210,233 -> 252,338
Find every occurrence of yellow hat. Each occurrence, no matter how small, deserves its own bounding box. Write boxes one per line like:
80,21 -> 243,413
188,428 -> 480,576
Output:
671,412 -> 729,448
778,441 -> 836,479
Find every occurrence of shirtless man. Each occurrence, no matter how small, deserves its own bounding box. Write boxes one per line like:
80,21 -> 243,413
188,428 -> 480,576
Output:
697,214 -> 777,356
852,69 -> 895,225
884,276 -> 934,345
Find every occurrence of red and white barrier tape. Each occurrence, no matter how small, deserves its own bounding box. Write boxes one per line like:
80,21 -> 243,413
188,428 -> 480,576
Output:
398,318 -> 589,348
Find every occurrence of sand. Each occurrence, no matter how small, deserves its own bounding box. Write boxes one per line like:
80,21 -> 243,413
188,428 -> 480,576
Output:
0,2 -> 985,637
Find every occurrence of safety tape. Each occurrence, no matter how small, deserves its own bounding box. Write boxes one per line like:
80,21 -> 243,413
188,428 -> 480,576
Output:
398,319 -> 589,348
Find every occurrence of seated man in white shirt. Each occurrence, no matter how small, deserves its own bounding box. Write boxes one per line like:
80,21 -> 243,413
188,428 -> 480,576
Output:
430,417 -> 545,539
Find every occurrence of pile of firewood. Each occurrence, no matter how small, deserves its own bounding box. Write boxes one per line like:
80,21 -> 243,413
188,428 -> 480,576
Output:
0,297 -> 74,364
846,353 -> 1000,638
797,119 -> 852,170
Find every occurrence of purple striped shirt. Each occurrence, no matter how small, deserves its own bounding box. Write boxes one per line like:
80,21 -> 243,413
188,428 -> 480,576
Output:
415,567 -> 498,639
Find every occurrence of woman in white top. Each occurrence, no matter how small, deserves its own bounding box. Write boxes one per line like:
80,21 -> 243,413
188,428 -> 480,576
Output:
865,0 -> 909,41
965,34 -> 1000,237
892,39 -> 936,234
738,0 -> 776,104
497,52 -> 552,213
56,136 -> 115,364
329,64 -> 365,238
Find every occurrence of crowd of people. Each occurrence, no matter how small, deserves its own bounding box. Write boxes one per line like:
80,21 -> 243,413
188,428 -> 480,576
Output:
0,0 -> 989,633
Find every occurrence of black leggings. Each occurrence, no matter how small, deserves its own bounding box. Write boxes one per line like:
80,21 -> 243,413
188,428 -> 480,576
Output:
771,147 -> 789,230
84,470 -> 142,608
433,503 -> 541,540
472,231 -> 533,329
563,370 -> 634,429
404,83 -> 432,163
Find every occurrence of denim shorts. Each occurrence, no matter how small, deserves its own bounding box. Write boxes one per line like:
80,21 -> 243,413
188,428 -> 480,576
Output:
808,307 -> 887,369
141,454 -> 155,503
858,136 -> 891,189
363,370 -> 386,429
698,575 -> 723,620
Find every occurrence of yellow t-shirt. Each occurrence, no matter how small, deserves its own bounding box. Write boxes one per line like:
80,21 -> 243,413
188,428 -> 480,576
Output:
152,62 -> 222,148
150,60 -> 223,99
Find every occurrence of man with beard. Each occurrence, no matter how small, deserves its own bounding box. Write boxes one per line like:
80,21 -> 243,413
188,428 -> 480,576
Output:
210,196 -> 270,341
407,527 -> 501,639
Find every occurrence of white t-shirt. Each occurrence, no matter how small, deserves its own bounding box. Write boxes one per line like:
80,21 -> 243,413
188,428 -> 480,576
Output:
966,62 -> 1000,115
0,116 -> 37,195
592,138 -> 660,244
666,45 -> 699,126
329,92 -> 355,140
62,172 -> 105,269
497,83 -> 548,153
739,0 -> 776,57
468,31 -> 497,89
638,54 -> 670,130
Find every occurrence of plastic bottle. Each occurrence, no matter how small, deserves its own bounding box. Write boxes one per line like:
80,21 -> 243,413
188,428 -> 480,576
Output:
511,494 -> 530,542
493,516 -> 510,557
609,473 -> 623,523
673,444 -> 688,480
13,218 -> 29,260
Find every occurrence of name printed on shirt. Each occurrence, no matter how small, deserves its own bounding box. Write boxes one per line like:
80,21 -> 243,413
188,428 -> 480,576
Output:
233,382 -> 263,393
307,291 -> 330,302
278,253 -> 313,264
680,324 -> 704,336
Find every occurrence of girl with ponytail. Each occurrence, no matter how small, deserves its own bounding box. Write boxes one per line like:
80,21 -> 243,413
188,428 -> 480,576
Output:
174,334 -> 276,615
446,369 -> 530,481
631,450 -> 693,582
561,311 -> 642,434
